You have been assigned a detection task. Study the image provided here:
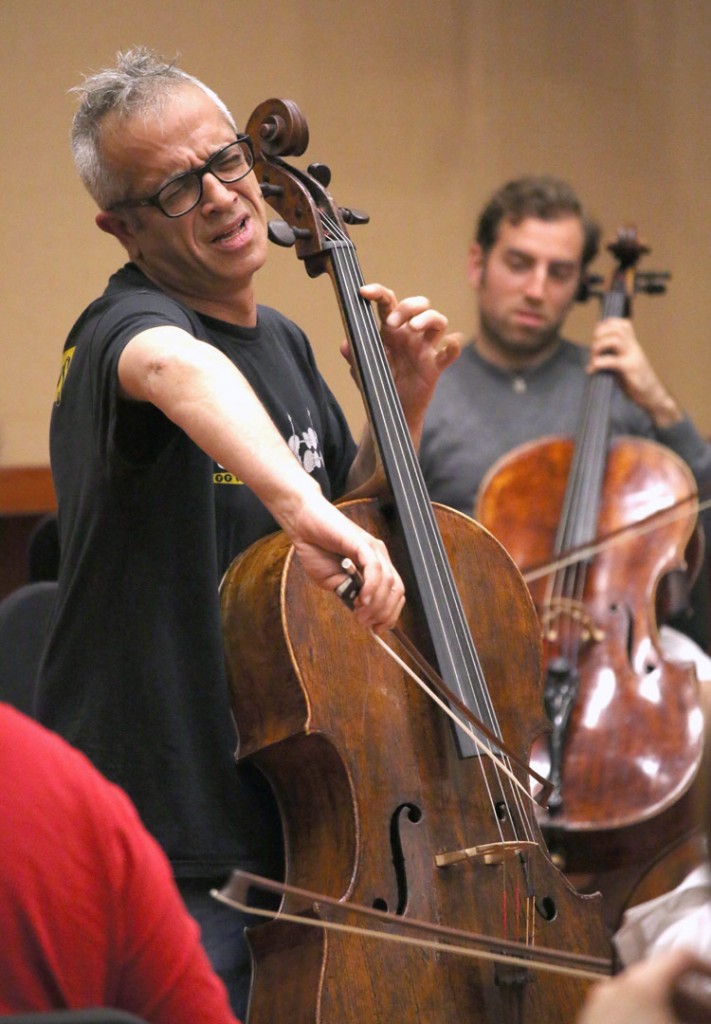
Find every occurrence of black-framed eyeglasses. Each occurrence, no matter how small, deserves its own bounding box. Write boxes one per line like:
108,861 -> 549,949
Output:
108,135 -> 255,219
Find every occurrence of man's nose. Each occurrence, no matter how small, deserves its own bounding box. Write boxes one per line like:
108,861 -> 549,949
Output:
200,173 -> 236,211
523,265 -> 547,300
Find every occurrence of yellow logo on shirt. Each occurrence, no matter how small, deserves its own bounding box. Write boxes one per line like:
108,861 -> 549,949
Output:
55,346 -> 75,405
213,470 -> 243,485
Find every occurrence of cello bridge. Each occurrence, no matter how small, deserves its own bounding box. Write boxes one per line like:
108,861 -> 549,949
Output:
540,599 -> 605,643
435,840 -> 538,868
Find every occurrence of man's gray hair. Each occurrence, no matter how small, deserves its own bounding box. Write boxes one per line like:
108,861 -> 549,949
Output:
70,47 -> 237,209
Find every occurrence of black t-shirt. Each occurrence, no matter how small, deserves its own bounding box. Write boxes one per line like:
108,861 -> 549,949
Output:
37,263 -> 356,877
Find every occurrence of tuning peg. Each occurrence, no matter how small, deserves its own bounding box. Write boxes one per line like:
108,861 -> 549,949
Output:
635,271 -> 671,295
340,207 -> 370,226
307,163 -> 332,187
260,182 -> 284,198
266,221 -> 313,247
267,220 -> 296,247
575,274 -> 604,303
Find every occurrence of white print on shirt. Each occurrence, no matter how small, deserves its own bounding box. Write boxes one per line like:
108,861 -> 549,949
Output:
287,410 -> 324,474
213,409 -> 325,486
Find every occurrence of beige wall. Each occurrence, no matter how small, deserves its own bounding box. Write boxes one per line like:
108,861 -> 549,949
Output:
2,0 -> 710,466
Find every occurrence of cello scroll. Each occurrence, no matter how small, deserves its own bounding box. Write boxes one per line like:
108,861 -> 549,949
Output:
247,98 -> 369,264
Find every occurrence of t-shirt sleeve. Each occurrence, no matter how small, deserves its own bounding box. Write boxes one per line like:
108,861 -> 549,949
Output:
89,291 -> 201,467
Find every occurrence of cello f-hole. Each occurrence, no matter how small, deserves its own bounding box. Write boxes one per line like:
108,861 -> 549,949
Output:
495,801 -> 509,822
536,895 -> 558,922
377,802 -> 423,916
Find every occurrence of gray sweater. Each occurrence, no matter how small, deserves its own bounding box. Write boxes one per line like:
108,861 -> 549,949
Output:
420,339 -> 711,518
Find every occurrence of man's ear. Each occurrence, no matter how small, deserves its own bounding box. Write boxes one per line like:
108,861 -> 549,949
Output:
466,243 -> 485,291
95,210 -> 141,260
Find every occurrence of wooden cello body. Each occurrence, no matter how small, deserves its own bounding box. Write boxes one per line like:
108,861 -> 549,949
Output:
219,98 -> 611,1023
476,232 -> 705,912
222,501 -> 609,1022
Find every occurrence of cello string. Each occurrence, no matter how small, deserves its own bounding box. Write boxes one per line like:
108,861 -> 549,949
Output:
327,220 -> 493,718
337,239 -> 540,856
548,381 -> 591,669
565,306 -> 619,660
548,366 -> 614,671
330,222 -> 501,734
567,371 -> 612,668
325,214 -> 536,852
368,628 -> 540,806
502,860 -> 508,938
543,389 -> 584,633
340,557 -> 551,797
537,278 -> 655,680
327,227 -> 506,736
325,205 -> 622,905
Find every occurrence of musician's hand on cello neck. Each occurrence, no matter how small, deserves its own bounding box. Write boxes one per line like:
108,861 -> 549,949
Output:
343,283 -> 461,490
587,316 -> 683,428
365,282 -> 460,415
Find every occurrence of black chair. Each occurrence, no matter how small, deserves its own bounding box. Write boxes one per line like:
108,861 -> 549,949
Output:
0,580 -> 57,715
0,1013 -> 149,1024
27,512 -> 60,583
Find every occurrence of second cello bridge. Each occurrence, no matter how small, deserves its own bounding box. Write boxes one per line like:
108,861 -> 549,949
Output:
435,840 -> 538,868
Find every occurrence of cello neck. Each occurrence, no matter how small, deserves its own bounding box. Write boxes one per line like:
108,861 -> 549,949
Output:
555,232 -> 647,556
244,97 -> 502,756
326,230 -> 500,754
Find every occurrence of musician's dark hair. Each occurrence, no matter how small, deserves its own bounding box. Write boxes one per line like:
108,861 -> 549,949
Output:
475,175 -> 601,268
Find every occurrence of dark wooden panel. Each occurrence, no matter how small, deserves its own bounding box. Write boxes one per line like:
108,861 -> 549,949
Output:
0,466 -> 56,515
0,467 -> 57,600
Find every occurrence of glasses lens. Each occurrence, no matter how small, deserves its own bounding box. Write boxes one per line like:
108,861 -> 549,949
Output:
156,139 -> 254,217
159,175 -> 201,217
212,139 -> 254,182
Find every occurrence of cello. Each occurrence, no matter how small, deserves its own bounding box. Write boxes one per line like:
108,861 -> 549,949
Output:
219,98 -> 611,1023
476,229 -> 706,918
